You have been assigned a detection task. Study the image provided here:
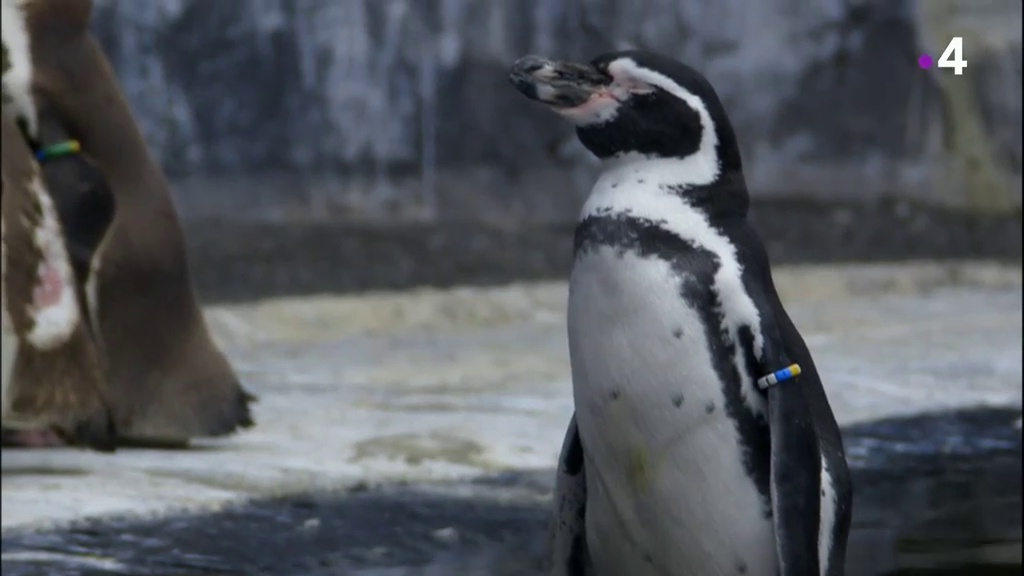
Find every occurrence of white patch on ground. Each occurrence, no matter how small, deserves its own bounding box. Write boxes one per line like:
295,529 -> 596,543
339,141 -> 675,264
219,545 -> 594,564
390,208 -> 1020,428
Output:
1,551 -> 129,571
581,163 -> 767,417
1,0 -> 39,137
24,174 -> 80,349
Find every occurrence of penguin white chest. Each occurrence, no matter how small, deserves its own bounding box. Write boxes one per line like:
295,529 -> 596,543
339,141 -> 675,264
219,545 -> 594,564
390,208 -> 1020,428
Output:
567,247 -> 778,576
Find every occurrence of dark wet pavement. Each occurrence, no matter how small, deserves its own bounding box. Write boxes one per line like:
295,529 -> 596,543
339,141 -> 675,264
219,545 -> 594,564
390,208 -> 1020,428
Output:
2,408 -> 1020,575
3,263 -> 1021,575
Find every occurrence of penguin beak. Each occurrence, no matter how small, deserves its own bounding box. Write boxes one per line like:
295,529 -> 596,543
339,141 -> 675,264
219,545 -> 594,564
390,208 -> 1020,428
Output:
508,55 -> 612,108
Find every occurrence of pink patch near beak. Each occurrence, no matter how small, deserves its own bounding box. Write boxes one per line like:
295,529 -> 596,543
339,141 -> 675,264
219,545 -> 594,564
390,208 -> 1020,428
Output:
557,90 -> 621,124
33,262 -> 66,308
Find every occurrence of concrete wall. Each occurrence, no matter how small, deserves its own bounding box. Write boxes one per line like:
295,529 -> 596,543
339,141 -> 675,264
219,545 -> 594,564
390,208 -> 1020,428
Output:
91,0 -> 1022,222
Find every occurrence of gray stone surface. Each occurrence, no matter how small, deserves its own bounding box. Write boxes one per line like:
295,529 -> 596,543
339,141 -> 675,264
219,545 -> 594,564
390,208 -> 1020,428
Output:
2,409 -> 1019,575
1,262 -> 1022,575
89,0 -> 1022,222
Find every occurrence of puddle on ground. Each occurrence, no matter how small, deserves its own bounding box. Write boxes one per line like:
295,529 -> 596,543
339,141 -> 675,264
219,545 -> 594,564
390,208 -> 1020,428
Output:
350,433 -> 492,469
0,467 -> 90,478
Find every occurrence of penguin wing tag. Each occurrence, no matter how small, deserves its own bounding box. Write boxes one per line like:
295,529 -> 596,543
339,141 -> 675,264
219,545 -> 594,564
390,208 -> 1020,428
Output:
756,363 -> 802,390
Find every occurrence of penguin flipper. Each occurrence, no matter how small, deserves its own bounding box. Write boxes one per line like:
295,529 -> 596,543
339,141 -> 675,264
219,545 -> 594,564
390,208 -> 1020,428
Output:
756,317 -> 823,576
766,372 -> 822,576
548,413 -> 591,576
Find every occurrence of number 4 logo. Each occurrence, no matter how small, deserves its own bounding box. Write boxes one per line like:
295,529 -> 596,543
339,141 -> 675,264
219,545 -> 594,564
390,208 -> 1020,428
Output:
938,37 -> 967,75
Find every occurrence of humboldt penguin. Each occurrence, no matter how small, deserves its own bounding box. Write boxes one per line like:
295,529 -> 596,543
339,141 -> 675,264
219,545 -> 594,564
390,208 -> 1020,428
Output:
508,51 -> 853,575
4,0 -> 254,447
2,6 -> 115,449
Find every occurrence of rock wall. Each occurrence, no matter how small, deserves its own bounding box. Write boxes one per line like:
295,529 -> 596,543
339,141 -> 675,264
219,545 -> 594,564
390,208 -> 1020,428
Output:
91,0 -> 1022,222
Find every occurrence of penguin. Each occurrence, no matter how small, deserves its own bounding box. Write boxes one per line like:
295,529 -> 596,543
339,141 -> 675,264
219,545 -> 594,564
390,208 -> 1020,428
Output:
508,51 -> 853,576
4,0 -> 255,446
3,11 -> 115,449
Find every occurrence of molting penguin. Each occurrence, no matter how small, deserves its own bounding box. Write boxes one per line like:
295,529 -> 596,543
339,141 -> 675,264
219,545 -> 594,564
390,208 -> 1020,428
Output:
2,101 -> 117,451
6,0 -> 255,446
508,51 -> 852,576
2,6 -> 115,450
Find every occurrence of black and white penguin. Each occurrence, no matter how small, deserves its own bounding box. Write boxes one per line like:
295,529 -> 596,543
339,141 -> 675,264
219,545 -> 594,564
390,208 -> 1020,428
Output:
508,51 -> 852,576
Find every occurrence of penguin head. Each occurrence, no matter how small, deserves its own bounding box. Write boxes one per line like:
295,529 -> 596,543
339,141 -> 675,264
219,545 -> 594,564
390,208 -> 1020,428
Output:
508,50 -> 742,177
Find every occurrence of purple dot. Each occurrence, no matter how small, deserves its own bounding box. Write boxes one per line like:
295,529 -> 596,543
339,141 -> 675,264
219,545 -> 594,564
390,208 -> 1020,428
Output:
917,54 -> 933,69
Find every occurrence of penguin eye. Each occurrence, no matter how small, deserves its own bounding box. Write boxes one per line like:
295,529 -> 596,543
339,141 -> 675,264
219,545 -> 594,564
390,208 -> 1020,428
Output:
604,78 -> 655,104
604,67 -> 656,98
625,82 -> 657,97
623,75 -> 654,91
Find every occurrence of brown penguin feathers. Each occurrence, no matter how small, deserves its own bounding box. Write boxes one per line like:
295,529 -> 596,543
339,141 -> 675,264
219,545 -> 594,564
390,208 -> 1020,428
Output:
1,113 -> 116,451
4,0 -> 255,447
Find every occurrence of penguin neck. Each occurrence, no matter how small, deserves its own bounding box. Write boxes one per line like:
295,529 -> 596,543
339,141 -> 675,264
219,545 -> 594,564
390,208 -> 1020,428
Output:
669,171 -> 750,221
35,30 -> 170,208
601,152 -> 720,190
596,153 -> 750,221
69,87 -> 168,208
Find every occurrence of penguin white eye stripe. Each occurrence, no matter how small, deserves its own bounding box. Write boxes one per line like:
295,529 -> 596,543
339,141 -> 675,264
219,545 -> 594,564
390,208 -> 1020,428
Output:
605,57 -> 721,179
607,58 -> 708,114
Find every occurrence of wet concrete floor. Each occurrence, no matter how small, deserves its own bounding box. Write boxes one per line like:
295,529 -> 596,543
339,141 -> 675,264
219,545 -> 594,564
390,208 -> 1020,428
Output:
2,262 -> 1021,575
